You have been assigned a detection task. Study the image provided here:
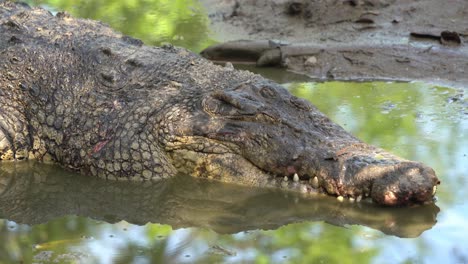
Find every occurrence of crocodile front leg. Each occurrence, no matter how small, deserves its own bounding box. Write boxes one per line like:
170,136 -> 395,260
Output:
0,93 -> 31,161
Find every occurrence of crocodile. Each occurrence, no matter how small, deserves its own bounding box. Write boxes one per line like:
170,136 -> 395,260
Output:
0,2 -> 439,206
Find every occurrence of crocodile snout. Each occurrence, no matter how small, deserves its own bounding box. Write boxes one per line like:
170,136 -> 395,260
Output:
370,162 -> 439,206
296,145 -> 440,206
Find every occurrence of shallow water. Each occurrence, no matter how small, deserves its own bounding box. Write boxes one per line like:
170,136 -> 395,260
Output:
2,1 -> 468,263
1,80 -> 466,263
23,0 -> 215,53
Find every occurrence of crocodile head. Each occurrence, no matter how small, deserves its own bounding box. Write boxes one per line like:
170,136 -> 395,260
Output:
164,80 -> 440,206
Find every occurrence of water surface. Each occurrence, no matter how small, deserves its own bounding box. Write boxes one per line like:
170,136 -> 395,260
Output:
1,79 -> 466,263
2,1 -> 468,263
24,0 -> 215,52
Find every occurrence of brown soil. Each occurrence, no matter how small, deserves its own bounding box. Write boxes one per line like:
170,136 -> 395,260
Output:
200,0 -> 468,88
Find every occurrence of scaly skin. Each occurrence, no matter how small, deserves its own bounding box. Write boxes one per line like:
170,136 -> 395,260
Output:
0,2 -> 439,205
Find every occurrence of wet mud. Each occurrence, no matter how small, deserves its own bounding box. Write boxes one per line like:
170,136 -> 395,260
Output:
200,0 -> 468,87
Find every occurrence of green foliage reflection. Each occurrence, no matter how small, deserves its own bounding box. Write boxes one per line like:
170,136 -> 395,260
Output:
187,222 -> 377,264
288,81 -> 464,161
258,222 -> 377,264
0,217 -> 99,263
288,81 -> 466,205
25,0 -> 215,52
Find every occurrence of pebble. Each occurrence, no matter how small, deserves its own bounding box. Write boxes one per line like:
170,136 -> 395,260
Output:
304,56 -> 317,66
283,176 -> 288,182
337,196 -> 344,202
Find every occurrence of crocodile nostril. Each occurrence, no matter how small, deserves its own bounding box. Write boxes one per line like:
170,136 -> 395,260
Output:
290,96 -> 312,111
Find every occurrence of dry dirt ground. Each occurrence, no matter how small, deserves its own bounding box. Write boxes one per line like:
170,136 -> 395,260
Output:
199,0 -> 468,88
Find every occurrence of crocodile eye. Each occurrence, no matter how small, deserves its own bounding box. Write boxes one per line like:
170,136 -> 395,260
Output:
260,86 -> 277,98
202,96 -> 219,114
202,96 -> 238,116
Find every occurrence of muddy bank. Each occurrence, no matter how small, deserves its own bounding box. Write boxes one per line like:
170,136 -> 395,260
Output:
200,0 -> 468,87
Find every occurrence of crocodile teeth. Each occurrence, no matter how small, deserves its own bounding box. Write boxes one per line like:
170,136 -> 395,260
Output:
293,173 -> 299,182
310,176 -> 319,188
300,184 -> 307,193
432,185 -> 437,195
356,195 -> 362,202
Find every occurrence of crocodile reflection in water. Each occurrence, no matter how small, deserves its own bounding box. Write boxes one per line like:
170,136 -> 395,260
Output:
0,162 -> 439,238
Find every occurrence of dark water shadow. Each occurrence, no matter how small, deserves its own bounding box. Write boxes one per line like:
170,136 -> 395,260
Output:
0,161 -> 439,238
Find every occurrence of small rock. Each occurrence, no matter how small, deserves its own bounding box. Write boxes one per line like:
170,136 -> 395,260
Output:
304,56 -> 317,66
392,17 -> 401,24
224,62 -> 234,70
337,196 -> 344,202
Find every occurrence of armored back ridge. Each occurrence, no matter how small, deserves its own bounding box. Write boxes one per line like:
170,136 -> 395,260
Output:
0,2 -> 439,206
